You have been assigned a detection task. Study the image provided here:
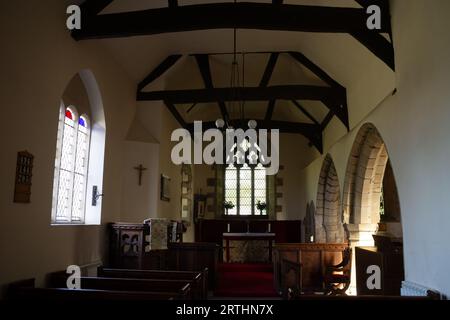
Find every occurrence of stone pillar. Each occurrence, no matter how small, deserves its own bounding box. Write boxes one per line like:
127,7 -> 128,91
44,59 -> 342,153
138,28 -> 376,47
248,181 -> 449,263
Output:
315,216 -> 326,243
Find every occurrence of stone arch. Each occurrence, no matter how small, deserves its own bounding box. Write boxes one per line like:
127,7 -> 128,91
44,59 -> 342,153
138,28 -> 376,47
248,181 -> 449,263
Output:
342,123 -> 403,295
342,123 -> 393,246
315,154 -> 345,243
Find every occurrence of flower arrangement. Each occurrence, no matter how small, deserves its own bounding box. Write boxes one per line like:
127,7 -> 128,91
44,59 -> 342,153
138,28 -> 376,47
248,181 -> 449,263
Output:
224,201 -> 235,209
224,201 -> 235,214
256,200 -> 267,214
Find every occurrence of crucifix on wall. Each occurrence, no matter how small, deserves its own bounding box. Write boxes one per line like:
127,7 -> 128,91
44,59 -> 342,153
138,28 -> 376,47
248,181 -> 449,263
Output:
134,164 -> 147,186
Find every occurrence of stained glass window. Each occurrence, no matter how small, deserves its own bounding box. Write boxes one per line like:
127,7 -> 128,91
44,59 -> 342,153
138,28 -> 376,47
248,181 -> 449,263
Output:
224,164 -> 267,216
52,106 -> 91,223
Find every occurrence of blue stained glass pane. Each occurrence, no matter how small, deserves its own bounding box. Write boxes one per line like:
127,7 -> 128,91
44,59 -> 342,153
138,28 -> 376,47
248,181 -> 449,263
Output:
78,117 -> 86,127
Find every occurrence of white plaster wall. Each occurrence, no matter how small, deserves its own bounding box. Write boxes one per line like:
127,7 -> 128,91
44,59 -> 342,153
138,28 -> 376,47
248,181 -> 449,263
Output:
120,141 -> 159,222
277,134 -> 320,220
0,0 -> 136,295
297,0 -> 450,296
157,105 -> 195,242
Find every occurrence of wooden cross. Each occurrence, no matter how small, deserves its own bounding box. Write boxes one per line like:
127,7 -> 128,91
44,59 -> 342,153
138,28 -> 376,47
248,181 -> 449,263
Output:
134,164 -> 147,186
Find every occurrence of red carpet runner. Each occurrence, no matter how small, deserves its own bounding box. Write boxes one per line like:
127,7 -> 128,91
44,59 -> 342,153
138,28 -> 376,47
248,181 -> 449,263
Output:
214,263 -> 279,298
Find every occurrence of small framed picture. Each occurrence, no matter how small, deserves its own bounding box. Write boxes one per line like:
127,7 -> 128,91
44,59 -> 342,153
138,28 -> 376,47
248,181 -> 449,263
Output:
160,174 -> 171,201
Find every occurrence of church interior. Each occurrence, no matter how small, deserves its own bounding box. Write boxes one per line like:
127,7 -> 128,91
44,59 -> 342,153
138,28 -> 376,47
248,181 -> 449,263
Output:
1,0 -> 450,302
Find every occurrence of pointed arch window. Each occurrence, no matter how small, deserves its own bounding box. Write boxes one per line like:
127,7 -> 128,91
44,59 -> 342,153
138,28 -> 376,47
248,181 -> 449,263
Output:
224,163 -> 267,216
52,105 -> 91,223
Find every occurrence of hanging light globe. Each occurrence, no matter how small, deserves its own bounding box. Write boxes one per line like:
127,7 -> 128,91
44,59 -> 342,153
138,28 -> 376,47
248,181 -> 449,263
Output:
248,119 -> 257,129
215,118 -> 225,129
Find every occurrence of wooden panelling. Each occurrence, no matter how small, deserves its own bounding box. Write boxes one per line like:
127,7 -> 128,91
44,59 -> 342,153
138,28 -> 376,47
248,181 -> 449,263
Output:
274,243 -> 348,293
195,219 -> 301,244
355,246 -> 404,296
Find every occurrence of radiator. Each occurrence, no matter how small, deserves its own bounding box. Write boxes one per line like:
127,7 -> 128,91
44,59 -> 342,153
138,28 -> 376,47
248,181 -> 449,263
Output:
401,281 -> 439,297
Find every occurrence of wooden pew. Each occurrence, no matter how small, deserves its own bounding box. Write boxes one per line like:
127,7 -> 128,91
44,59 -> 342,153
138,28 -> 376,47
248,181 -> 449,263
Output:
8,279 -> 176,301
165,242 -> 219,290
98,267 -> 208,300
108,223 -> 220,289
48,272 -> 192,300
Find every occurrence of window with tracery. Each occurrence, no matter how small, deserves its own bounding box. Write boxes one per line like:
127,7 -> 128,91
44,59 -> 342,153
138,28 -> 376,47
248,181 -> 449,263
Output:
52,106 -> 91,223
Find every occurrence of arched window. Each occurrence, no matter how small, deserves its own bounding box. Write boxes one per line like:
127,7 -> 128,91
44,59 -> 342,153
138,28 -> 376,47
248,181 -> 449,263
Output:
51,105 -> 91,223
224,163 -> 267,216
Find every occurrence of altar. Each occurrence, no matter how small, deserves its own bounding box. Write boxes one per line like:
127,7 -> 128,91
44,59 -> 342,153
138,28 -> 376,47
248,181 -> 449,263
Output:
223,232 -> 276,263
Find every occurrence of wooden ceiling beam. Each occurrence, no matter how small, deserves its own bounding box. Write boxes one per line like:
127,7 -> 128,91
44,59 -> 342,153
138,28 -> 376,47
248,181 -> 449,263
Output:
137,54 -> 182,92
321,111 -> 334,130
354,0 -> 390,13
291,100 -> 320,126
350,31 -> 395,71
164,100 -> 186,128
260,52 -> 279,122
79,0 -> 115,19
288,52 -> 344,89
289,51 -> 349,129
321,98 -> 349,130
194,54 -> 229,121
187,119 -> 323,153
259,53 -> 279,87
137,85 -> 345,104
72,3 -> 391,38
74,3 -> 394,71
264,100 -> 276,122
352,0 -> 394,70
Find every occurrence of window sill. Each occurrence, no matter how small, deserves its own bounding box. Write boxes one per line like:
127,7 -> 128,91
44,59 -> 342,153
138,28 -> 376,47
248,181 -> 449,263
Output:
50,223 -> 100,226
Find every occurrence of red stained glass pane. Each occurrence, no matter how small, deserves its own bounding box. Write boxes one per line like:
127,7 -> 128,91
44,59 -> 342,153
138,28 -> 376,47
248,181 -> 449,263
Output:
65,109 -> 73,119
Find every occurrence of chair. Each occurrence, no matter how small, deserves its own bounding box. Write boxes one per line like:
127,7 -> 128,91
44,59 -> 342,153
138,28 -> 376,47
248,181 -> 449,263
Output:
323,247 -> 352,295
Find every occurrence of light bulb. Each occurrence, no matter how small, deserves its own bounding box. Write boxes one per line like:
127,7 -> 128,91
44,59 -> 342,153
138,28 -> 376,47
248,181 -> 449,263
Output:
248,119 -> 257,129
215,119 -> 225,129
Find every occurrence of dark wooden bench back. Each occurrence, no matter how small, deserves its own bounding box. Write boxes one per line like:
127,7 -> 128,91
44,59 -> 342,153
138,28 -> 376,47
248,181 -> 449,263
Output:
8,278 -> 176,301
97,267 -> 207,299
48,274 -> 191,300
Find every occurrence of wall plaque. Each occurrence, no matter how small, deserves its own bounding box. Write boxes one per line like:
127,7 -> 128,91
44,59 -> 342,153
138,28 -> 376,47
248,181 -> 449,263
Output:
14,151 -> 34,203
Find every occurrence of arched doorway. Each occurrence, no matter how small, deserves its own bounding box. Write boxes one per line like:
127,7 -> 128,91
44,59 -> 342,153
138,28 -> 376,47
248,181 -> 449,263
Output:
315,154 -> 345,243
342,123 -> 402,294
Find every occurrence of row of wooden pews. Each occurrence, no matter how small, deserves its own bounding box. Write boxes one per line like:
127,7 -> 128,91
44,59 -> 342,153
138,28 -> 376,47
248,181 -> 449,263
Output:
97,267 -> 208,299
8,278 -> 178,301
8,267 -> 209,301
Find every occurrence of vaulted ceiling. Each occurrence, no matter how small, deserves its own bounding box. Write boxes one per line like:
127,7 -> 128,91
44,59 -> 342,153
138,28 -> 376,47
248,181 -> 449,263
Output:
73,0 -> 396,153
